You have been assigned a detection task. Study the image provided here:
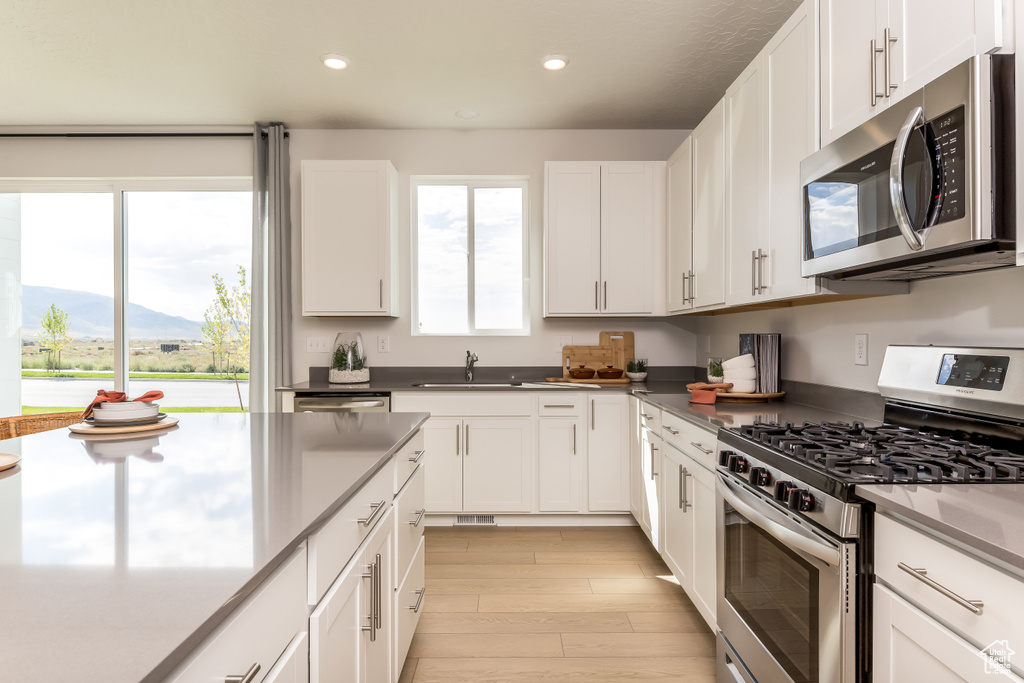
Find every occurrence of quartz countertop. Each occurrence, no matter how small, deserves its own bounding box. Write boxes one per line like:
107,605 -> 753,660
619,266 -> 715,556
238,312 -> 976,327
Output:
0,411 -> 427,683
857,484 -> 1024,575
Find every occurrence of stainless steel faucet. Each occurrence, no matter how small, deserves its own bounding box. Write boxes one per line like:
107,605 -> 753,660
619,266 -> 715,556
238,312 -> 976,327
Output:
465,350 -> 479,382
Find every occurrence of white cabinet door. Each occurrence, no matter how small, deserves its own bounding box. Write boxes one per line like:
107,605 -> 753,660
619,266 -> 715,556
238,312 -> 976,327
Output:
763,0 -> 819,302
666,138 -> 694,313
661,444 -> 693,594
301,160 -> 397,316
691,100 -> 727,309
820,0 -> 886,145
639,427 -> 662,551
891,0 -> 1005,101
689,460 -> 717,627
873,583 -> 1024,682
462,418 -> 534,513
538,418 -> 582,512
629,398 -> 647,532
587,394 -> 630,512
309,549 -> 365,683
725,57 -> 767,306
421,418 -> 463,513
545,162 -> 602,315
263,632 -> 309,683
363,520 -> 393,683
600,163 -> 654,314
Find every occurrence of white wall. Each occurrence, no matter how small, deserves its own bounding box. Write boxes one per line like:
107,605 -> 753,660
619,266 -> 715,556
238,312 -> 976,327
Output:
288,129 -> 695,380
695,265 -> 1024,393
0,194 -> 21,416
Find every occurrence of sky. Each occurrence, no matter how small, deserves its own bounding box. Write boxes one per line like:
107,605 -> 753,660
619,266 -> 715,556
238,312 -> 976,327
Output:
19,191 -> 252,321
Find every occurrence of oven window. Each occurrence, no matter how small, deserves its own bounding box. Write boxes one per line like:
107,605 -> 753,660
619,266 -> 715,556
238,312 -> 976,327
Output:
725,511 -> 819,683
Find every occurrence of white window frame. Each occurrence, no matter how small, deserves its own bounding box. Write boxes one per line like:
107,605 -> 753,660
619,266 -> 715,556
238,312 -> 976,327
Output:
0,177 -> 252,392
411,175 -> 530,336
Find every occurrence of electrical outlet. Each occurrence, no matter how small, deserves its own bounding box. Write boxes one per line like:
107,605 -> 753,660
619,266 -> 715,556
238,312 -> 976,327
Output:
377,335 -> 390,353
306,335 -> 331,353
556,335 -> 572,354
854,334 -> 868,366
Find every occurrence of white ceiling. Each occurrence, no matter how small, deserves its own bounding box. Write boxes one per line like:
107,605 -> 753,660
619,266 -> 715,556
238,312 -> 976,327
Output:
2,0 -> 803,130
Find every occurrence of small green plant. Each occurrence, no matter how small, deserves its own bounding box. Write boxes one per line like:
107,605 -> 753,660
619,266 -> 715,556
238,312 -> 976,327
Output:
178,362 -> 196,373
708,359 -> 724,377
627,359 -> 648,373
332,342 -> 366,371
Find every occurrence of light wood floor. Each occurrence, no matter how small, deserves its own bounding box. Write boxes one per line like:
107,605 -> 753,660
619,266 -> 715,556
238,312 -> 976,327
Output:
398,525 -> 716,683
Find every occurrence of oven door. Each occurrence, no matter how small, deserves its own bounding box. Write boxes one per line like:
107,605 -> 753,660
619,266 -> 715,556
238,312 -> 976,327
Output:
716,472 -> 857,683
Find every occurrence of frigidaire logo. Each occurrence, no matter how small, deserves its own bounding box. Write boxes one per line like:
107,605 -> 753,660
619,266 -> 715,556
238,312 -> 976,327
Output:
955,388 -> 975,395
860,161 -> 876,171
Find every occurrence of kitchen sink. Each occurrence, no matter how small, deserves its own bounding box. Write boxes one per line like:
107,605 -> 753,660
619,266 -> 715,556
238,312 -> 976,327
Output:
410,382 -> 590,389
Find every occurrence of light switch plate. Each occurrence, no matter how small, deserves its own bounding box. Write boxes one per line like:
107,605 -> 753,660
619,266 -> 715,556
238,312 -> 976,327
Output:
377,335 -> 390,353
854,334 -> 868,366
306,335 -> 331,353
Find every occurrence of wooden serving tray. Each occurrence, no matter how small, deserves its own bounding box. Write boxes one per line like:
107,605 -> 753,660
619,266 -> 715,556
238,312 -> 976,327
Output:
0,453 -> 20,472
68,417 -> 179,435
546,377 -> 631,386
714,391 -> 786,402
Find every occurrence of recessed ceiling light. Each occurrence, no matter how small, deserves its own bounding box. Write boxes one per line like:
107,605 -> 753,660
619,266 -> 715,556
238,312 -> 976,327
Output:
455,109 -> 479,120
542,55 -> 569,71
321,54 -> 350,70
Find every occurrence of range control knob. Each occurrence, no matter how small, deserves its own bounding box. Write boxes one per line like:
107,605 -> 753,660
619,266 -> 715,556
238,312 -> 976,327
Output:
718,450 -> 735,468
773,481 -> 795,502
749,467 -> 773,487
788,488 -> 816,512
727,454 -> 749,473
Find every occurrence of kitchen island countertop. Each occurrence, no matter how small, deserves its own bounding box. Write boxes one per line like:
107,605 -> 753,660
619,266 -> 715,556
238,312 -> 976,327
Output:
0,411 -> 427,683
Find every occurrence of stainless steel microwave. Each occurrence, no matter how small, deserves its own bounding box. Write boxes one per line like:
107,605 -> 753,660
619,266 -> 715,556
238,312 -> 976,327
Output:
800,55 -> 1015,281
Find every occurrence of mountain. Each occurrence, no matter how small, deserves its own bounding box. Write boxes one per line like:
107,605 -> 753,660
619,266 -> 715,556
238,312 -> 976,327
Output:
22,285 -> 204,340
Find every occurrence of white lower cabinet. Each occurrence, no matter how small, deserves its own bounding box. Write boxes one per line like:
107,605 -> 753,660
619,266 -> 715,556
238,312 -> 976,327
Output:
463,419 -> 534,512
263,632 -> 309,683
420,417 -> 463,512
638,426 -> 662,551
394,537 -> 426,679
587,394 -> 630,512
538,417 -> 583,512
310,508 -> 394,683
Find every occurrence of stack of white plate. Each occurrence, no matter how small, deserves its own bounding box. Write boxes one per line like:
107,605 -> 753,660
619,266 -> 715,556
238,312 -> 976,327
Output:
92,401 -> 161,423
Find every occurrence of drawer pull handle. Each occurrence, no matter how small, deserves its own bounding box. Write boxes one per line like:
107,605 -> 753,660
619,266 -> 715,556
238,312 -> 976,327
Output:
544,403 -> 575,408
897,562 -> 984,615
225,664 -> 260,683
641,413 -> 654,420
358,500 -> 388,527
690,441 -> 713,455
409,587 -> 426,613
663,425 -> 679,435
409,449 -> 426,463
410,508 -> 426,527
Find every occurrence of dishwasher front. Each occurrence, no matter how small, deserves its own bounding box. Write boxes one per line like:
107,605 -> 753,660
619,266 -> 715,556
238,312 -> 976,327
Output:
292,392 -> 391,413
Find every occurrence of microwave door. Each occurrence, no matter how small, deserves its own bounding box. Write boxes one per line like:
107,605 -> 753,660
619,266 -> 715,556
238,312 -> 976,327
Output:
890,106 -> 943,251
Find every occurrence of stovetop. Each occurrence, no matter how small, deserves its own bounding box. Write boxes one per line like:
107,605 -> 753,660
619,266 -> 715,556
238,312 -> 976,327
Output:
728,420 -> 1024,485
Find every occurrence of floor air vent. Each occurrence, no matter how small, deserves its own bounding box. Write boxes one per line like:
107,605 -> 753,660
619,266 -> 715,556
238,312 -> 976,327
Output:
455,514 -> 496,526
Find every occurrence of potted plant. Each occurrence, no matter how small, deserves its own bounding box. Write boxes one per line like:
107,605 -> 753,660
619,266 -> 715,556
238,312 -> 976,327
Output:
626,358 -> 648,383
707,357 -> 724,383
329,332 -> 369,383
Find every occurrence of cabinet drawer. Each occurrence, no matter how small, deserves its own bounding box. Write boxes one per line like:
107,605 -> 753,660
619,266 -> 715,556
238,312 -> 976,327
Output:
395,536 -> 426,677
394,430 -> 425,495
308,459 -> 395,604
875,513 -> 1024,652
263,631 -> 309,683
392,392 -> 534,416
394,464 -> 425,580
166,546 -> 307,683
638,401 -> 661,433
661,411 -> 717,470
539,395 -> 584,416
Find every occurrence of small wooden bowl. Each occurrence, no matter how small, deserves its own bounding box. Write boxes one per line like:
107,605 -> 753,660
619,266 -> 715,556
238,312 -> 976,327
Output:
597,366 -> 623,379
569,366 -> 596,379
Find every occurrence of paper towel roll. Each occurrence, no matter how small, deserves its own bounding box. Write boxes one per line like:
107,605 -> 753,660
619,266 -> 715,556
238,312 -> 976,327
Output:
728,379 -> 757,394
723,354 -> 755,370
724,367 -> 757,381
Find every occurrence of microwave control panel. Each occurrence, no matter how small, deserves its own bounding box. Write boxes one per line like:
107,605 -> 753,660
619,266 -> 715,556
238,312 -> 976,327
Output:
930,105 -> 967,224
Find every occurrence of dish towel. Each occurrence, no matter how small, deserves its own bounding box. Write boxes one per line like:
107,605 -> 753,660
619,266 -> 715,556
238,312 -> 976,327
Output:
83,390 -> 164,419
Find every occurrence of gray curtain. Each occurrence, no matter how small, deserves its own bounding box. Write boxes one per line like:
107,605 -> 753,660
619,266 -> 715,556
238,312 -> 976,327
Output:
251,123 -> 291,412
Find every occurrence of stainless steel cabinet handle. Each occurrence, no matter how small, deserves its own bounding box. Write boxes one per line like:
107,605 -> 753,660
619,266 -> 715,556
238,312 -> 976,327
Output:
641,413 -> 653,420
543,404 -> 575,408
409,587 -> 426,613
663,425 -> 679,436
595,281 -> 599,310
751,250 -> 757,296
682,272 -> 688,306
679,465 -> 692,511
650,443 -> 658,479
456,423 -> 460,455
225,663 -> 261,683
603,281 -> 608,310
884,28 -> 897,96
690,441 -> 713,455
573,423 -> 577,454
897,562 -> 983,614
465,424 -> 469,455
689,271 -> 695,304
374,552 -> 382,628
358,499 -> 388,527
361,561 -> 377,641
379,279 -> 384,308
410,508 -> 426,527
756,248 -> 767,294
870,39 -> 885,106
591,400 -> 595,430
409,449 -> 426,463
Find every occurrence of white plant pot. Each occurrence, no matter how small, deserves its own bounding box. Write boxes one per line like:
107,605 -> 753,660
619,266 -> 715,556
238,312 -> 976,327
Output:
626,371 -> 648,383
329,368 -> 370,384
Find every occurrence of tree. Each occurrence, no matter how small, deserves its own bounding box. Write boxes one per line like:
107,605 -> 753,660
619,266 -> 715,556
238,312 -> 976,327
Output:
202,266 -> 251,410
39,304 -> 72,374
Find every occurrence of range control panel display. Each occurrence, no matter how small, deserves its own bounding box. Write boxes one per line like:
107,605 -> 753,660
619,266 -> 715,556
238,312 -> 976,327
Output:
936,354 -> 1009,391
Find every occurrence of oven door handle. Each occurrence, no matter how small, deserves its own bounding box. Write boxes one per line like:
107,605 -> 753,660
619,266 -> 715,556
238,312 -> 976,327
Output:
718,474 -> 841,568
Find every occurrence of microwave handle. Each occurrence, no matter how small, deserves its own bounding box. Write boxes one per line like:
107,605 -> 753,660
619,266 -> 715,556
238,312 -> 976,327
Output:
889,105 -> 928,251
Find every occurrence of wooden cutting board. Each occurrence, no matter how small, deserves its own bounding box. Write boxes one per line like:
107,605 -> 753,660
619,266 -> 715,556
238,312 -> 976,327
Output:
599,331 -> 635,371
546,377 -> 632,385
68,417 -> 179,435
561,331 -> 636,378
0,453 -> 20,472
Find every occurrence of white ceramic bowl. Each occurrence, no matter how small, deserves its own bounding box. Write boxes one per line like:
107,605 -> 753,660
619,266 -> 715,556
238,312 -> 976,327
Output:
93,403 -> 160,421
94,401 -> 152,412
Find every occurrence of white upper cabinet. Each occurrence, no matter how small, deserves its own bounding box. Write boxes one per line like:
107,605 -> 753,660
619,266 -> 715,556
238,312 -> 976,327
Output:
545,161 -> 666,316
666,139 -> 693,314
821,0 -> 1009,146
301,160 -> 399,316
689,101 -> 727,310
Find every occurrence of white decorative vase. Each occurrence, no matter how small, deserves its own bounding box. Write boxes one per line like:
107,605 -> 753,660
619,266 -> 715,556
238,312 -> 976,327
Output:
330,332 -> 368,384
626,371 -> 648,383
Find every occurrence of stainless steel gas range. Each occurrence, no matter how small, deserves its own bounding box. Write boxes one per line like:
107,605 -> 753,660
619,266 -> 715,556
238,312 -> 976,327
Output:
714,345 -> 1024,683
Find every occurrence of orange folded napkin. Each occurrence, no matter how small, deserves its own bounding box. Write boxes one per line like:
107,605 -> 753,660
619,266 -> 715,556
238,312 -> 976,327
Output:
82,390 -> 164,419
689,388 -> 718,405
